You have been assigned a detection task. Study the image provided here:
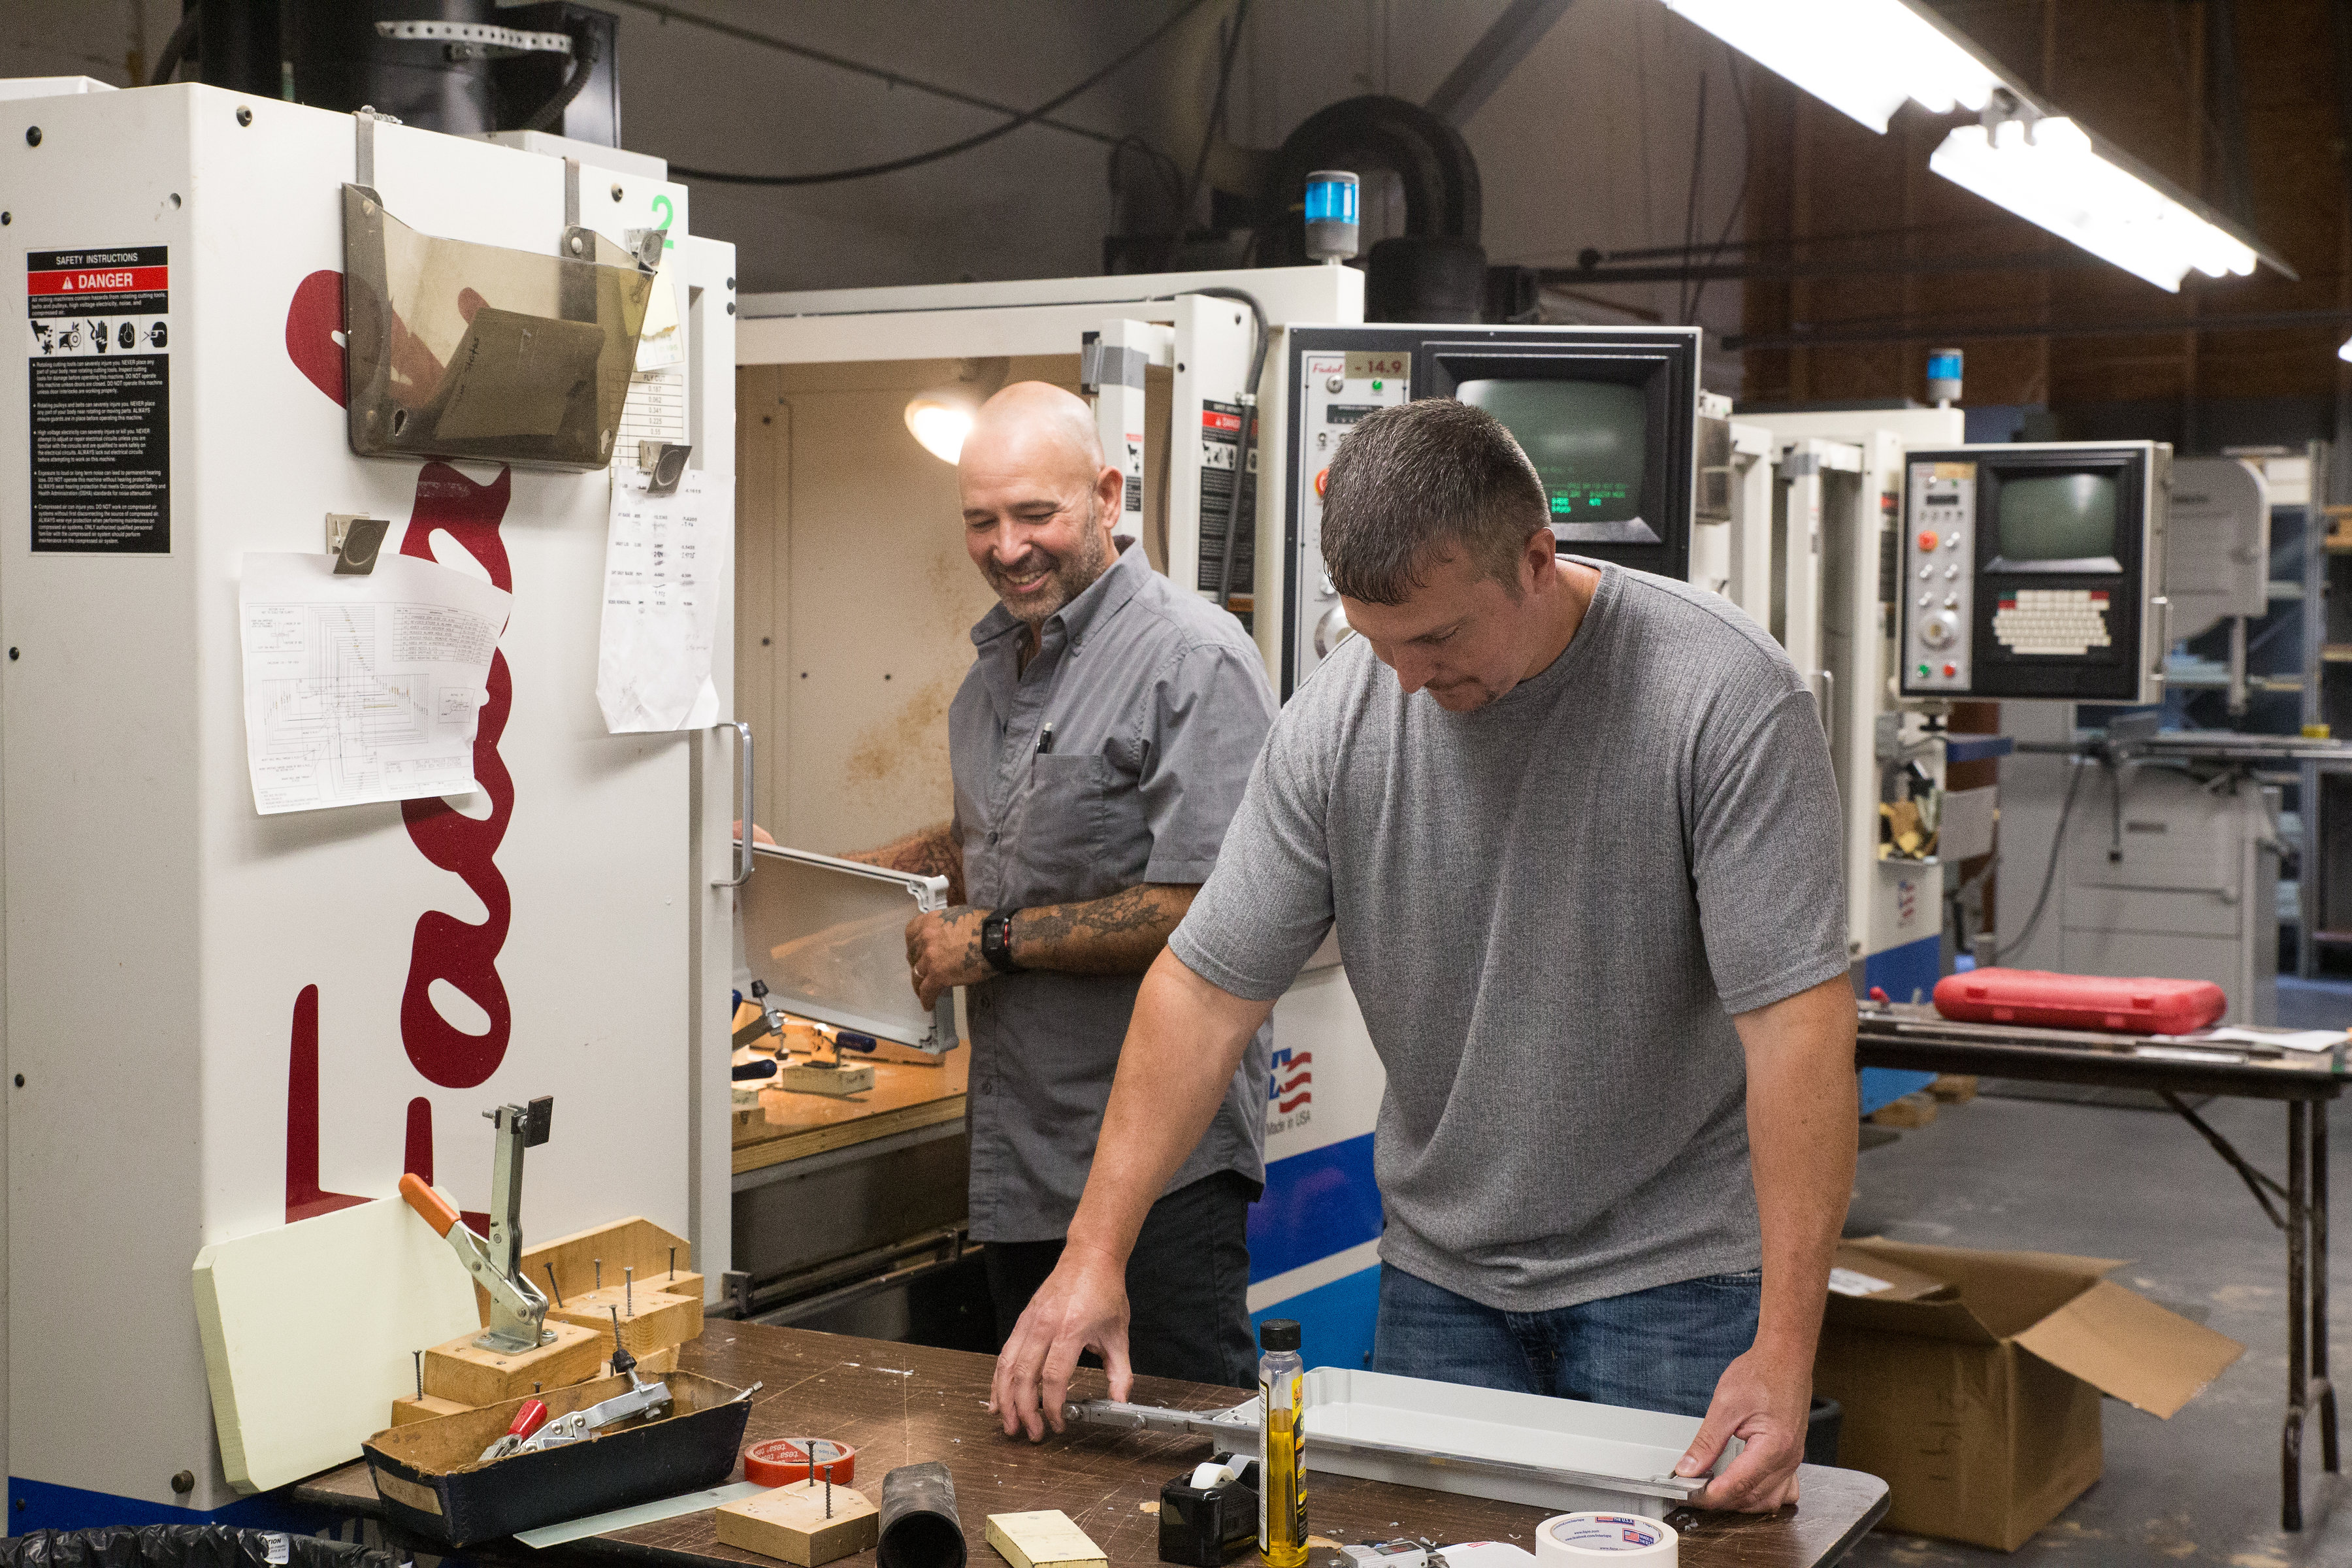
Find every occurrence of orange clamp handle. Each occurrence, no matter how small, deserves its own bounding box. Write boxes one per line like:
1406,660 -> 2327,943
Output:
399,1173 -> 461,1237
508,1398 -> 549,1441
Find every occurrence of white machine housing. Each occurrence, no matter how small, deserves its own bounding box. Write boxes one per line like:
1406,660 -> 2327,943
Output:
1726,408 -> 1969,1004
0,83 -> 738,1518
2165,455 -> 2271,642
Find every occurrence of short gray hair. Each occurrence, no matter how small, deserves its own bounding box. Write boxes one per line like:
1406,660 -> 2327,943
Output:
1319,400 -> 1550,605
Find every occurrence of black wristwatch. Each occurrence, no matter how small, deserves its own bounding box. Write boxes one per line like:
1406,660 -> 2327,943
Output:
980,907 -> 1024,974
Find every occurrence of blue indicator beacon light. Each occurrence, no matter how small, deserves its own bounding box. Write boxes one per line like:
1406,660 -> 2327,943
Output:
1304,171 -> 1360,263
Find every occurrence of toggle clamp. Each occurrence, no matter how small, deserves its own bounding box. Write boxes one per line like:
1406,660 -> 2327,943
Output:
400,1095 -> 558,1354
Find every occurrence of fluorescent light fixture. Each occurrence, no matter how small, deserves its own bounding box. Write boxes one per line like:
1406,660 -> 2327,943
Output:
2340,334 -> 2352,364
1659,0 -> 2002,133
904,387 -> 981,464
1931,114 -> 2259,292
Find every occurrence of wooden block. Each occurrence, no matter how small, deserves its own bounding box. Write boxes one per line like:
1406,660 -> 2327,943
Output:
421,1319 -> 605,1407
987,1511 -> 1107,1568
612,1343 -> 679,1377
1928,1073 -> 1979,1104
547,1283 -> 703,1357
486,1217 -> 698,1320
1867,1090 -> 1939,1130
389,1394 -> 471,1427
774,1062 -> 875,1097
717,1480 -> 880,1566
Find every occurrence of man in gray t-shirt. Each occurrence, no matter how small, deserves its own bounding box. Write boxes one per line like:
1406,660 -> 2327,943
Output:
989,399 -> 1859,1515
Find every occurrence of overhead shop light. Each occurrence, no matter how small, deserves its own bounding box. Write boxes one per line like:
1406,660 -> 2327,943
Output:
1658,0 -> 2293,294
1658,0 -> 2002,133
904,386 -> 982,465
1930,99 -> 2279,293
2340,335 -> 2352,364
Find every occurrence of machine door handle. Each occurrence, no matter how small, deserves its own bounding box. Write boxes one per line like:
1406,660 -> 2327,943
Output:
715,720 -> 754,888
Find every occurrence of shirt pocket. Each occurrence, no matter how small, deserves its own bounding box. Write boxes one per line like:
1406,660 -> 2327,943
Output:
1017,753 -> 1111,905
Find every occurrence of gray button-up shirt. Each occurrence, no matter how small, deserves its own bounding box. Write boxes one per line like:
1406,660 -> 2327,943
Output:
950,544 -> 1279,1242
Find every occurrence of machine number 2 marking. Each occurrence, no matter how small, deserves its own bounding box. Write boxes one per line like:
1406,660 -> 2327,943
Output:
650,194 -> 676,250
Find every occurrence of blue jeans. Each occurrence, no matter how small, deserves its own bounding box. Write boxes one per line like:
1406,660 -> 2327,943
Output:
1371,1262 -> 1761,1417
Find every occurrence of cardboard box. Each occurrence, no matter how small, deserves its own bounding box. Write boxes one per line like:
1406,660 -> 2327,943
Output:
1815,1238 -> 2244,1551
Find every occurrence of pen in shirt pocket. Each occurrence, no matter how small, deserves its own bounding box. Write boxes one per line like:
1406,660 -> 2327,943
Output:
1036,722 -> 1055,756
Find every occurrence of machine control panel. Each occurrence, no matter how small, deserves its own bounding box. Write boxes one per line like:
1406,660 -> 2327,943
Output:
1291,348 -> 1412,689
1903,461 -> 1975,691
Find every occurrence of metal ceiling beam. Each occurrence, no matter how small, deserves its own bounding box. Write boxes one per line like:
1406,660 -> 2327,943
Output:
1541,250 -> 2097,286
1424,0 -> 1578,128
1723,306 -> 2352,354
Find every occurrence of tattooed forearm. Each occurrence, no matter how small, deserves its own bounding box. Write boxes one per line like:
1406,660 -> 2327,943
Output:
1009,883 -> 1200,976
844,819 -> 967,905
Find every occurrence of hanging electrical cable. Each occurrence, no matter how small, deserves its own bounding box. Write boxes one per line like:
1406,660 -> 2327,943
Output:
664,0 -> 1217,187
1994,757 -> 2091,964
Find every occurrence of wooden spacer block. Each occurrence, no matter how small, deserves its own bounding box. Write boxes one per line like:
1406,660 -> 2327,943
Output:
1867,1090 -> 1940,1130
389,1394 -> 472,1426
717,1480 -> 879,1566
421,1319 -> 605,1407
617,1343 -> 679,1376
1928,1073 -> 1979,1104
987,1511 -> 1107,1568
548,1283 -> 703,1357
772,1062 -> 874,1097
493,1217 -> 695,1323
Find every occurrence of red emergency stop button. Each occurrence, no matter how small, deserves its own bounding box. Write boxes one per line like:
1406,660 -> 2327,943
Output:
1315,467 -> 1330,497
1917,530 -> 1938,551
1943,662 -> 1957,677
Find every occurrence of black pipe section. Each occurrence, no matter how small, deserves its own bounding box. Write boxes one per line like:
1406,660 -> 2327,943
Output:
877,1462 -> 966,1568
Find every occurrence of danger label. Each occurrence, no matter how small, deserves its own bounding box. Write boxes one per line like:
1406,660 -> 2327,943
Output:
1196,398 -> 1257,612
27,246 -> 168,318
28,246 -> 170,553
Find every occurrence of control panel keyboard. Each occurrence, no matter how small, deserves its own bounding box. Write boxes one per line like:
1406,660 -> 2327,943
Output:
1993,589 -> 2112,655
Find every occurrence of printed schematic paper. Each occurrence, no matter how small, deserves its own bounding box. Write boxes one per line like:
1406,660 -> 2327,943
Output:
598,466 -> 732,733
239,553 -> 512,815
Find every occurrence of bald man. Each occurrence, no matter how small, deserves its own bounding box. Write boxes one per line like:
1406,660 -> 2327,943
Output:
855,382 -> 1279,1386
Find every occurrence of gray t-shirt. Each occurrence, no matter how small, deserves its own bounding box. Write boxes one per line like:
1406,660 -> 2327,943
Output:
952,545 -> 1279,1243
1168,561 -> 1849,1311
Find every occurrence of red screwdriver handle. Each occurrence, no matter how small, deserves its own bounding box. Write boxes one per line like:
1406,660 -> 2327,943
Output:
399,1173 -> 461,1238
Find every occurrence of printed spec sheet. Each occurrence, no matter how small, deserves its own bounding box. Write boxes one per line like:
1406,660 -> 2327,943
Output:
239,553 -> 513,815
598,466 -> 733,733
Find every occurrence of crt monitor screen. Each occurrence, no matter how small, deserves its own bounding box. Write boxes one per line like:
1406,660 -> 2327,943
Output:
1454,378 -> 1647,526
1996,471 -> 2120,566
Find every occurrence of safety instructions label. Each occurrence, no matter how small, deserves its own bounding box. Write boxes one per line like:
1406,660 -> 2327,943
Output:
1197,399 -> 1257,612
27,246 -> 171,554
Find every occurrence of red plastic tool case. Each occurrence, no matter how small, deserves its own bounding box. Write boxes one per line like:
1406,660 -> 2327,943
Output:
1932,968 -> 2227,1035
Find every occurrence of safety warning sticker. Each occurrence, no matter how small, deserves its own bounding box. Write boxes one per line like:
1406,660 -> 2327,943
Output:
27,246 -> 171,553
1197,399 -> 1257,616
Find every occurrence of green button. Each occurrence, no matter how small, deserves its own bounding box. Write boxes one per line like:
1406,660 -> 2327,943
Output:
1917,662 -> 1931,677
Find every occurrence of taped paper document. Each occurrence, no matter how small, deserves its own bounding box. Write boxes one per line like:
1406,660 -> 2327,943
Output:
239,552 -> 511,815
598,465 -> 733,732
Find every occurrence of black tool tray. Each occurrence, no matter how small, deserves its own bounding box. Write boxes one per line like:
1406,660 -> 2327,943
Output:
363,1371 -> 752,1546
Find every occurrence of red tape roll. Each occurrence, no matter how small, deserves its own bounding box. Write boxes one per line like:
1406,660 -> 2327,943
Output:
745,1437 -> 857,1487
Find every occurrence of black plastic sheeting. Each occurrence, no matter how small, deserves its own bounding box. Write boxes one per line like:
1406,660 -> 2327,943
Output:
0,1527 -> 400,1568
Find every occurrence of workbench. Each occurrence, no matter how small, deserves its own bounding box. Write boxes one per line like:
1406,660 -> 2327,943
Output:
1857,1004 -> 2342,1531
730,1055 -> 972,1320
291,1324 -> 1889,1568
